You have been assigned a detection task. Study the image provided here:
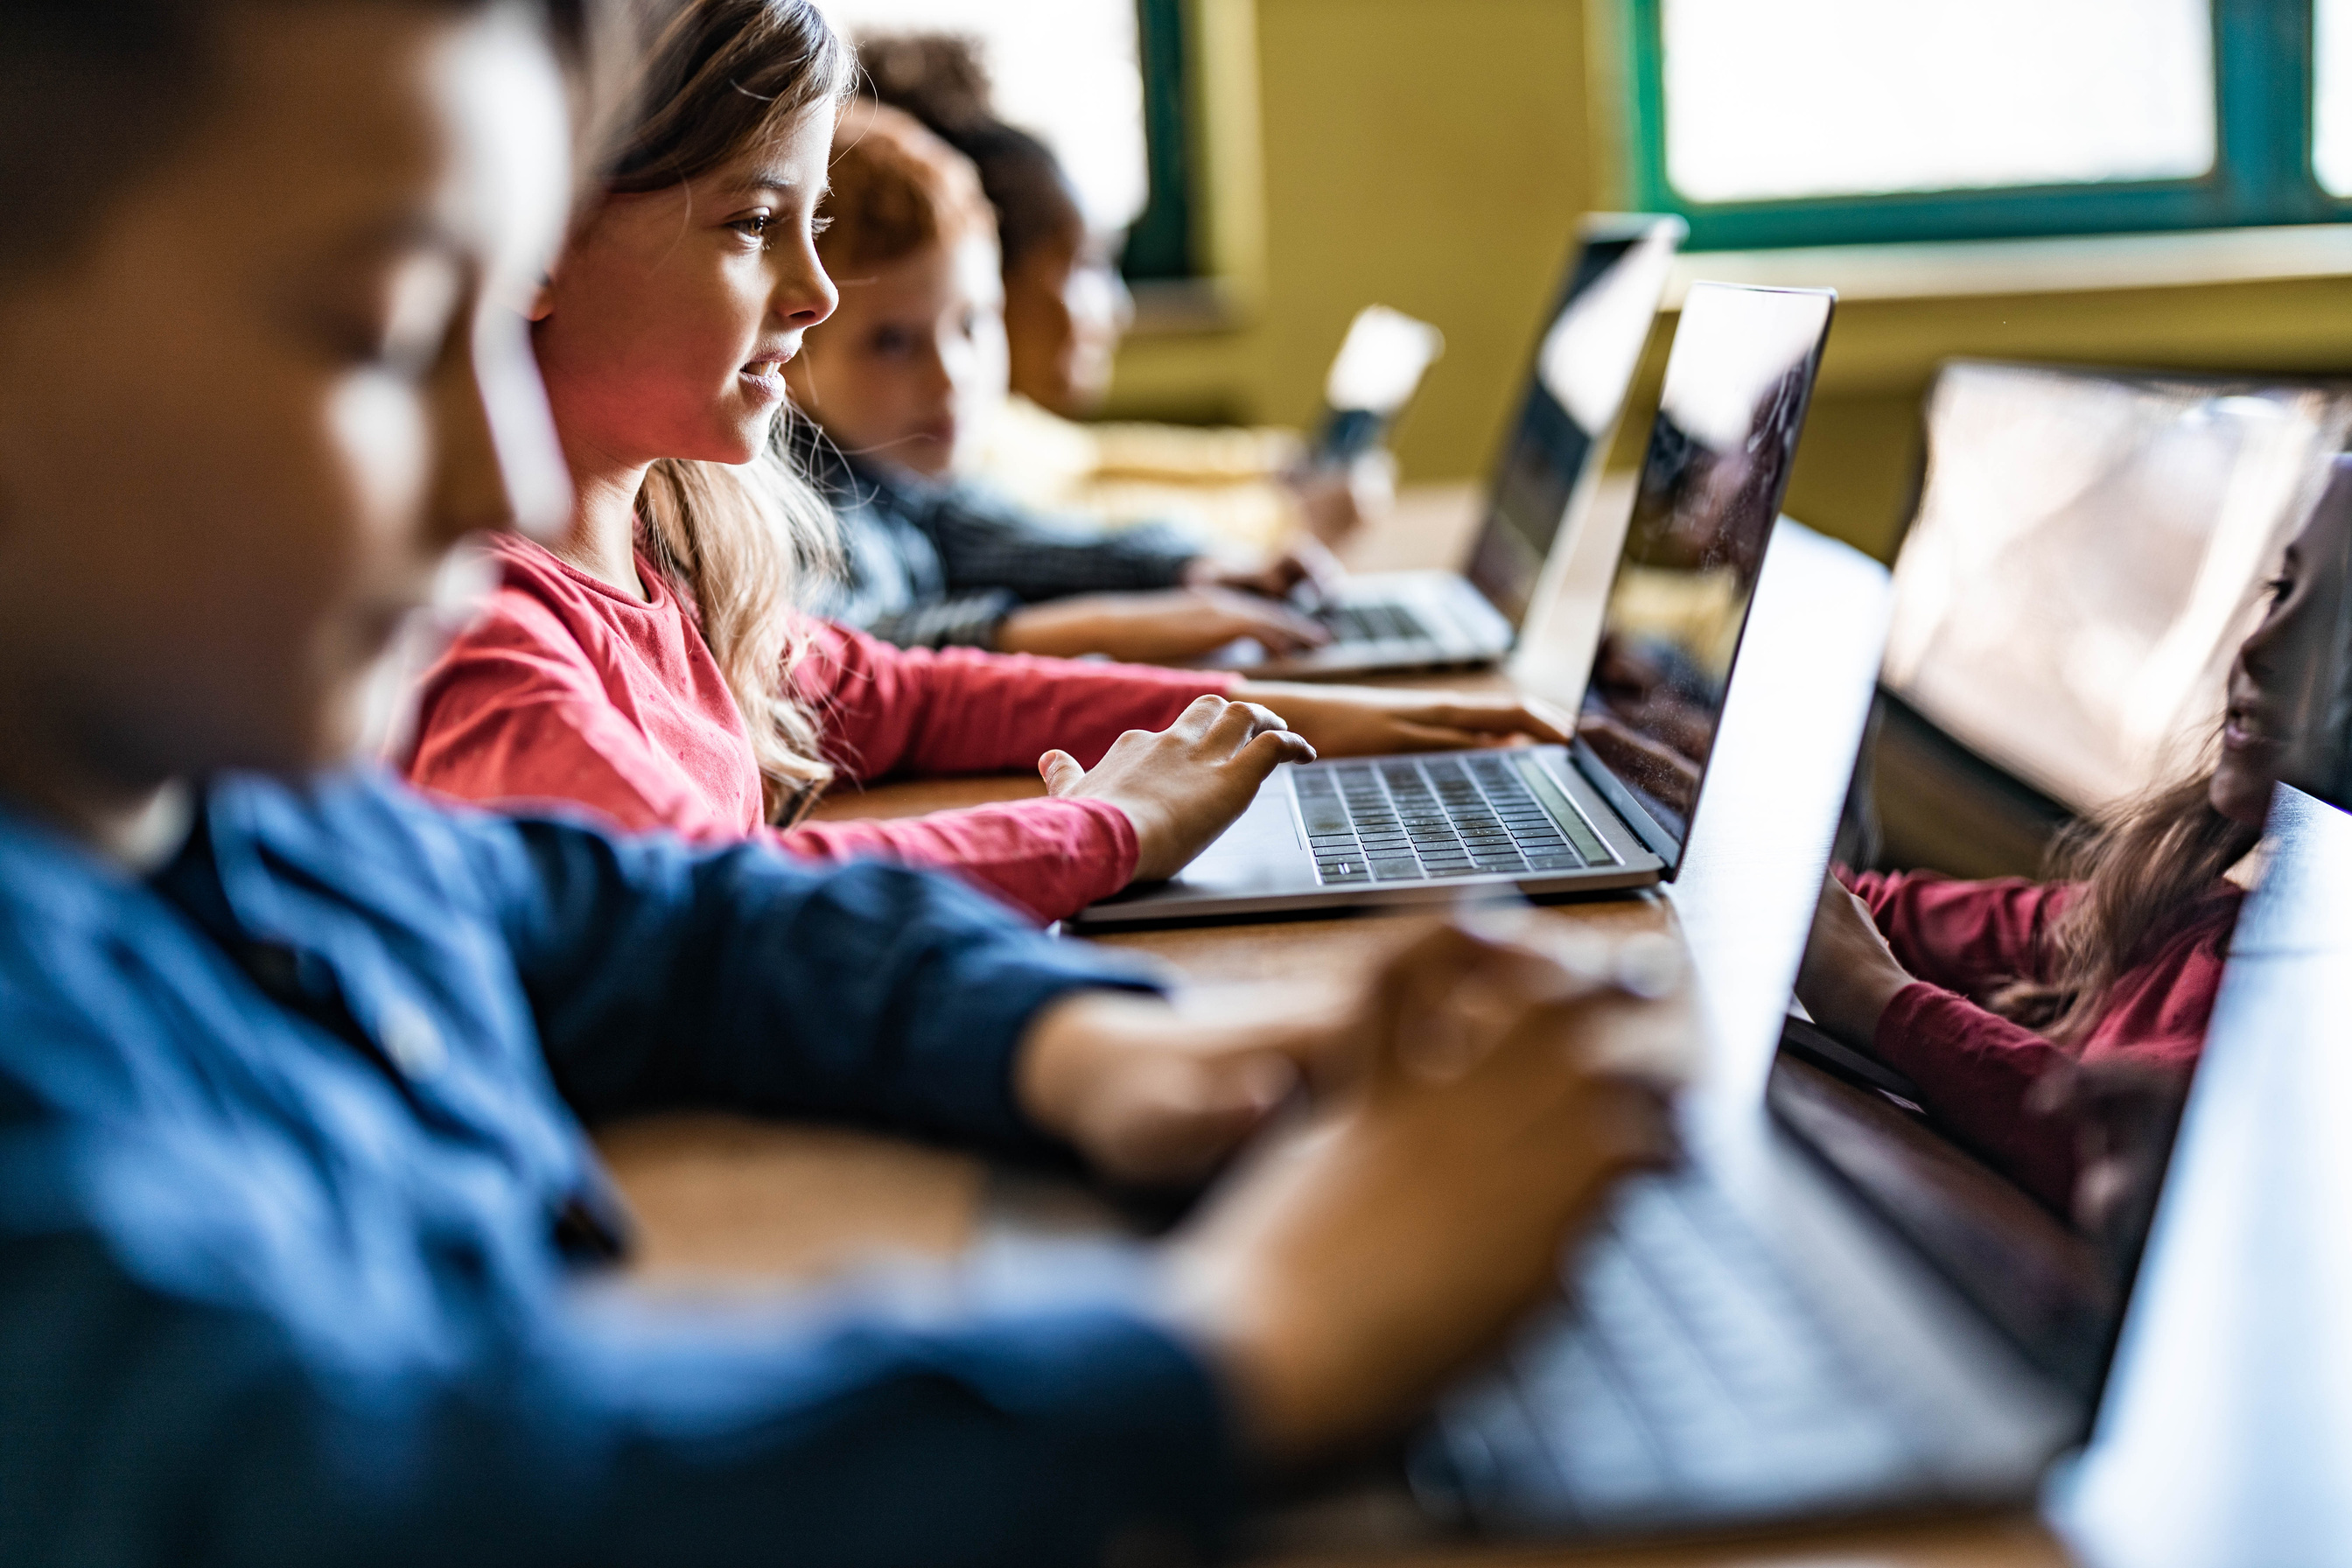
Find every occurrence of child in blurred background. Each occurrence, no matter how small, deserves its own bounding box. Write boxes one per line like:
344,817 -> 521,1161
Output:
860,31 -> 1390,557
1795,461 -> 2352,1213
791,100 -> 1334,662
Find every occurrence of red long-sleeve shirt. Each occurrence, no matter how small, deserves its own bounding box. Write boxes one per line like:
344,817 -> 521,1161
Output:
1844,868 -> 2240,1211
403,536 -> 1235,922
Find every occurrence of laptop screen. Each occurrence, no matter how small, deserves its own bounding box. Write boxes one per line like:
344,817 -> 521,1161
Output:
1464,217 -> 1684,628
1574,283 -> 1836,869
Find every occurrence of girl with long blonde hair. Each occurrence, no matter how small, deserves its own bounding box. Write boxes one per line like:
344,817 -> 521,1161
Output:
404,0 -> 1578,922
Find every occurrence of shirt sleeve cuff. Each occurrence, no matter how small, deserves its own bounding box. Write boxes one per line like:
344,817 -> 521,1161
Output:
898,895 -> 1170,1156
1060,795 -> 1142,895
1870,981 -> 1966,1074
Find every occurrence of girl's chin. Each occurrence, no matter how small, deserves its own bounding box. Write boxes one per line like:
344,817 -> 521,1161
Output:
2208,765 -> 2280,826
690,416 -> 774,467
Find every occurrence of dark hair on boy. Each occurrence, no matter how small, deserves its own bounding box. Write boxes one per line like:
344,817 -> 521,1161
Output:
0,0 -> 620,280
855,31 -> 1081,270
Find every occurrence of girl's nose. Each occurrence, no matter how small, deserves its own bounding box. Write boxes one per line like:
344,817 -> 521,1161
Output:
775,251 -> 838,330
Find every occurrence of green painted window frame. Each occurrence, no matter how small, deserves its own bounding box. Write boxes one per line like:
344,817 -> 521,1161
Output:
1123,0 -> 1196,280
1620,0 -> 2352,249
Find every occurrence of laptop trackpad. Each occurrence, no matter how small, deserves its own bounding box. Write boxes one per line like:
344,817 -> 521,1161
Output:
1164,782 -> 1313,893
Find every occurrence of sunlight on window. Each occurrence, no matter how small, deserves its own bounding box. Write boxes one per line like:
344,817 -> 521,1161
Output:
813,0 -> 1149,232
2317,0 -> 2352,195
1662,0 -> 2216,204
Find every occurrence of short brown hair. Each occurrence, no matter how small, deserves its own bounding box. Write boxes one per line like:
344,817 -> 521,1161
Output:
818,100 -> 997,276
0,0 -> 617,282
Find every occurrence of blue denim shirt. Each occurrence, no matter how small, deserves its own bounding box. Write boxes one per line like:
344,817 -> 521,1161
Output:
0,770 -> 1235,1565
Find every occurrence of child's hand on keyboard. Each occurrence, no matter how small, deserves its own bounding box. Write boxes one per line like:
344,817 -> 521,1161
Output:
1013,976 -> 1360,1189
1185,536 -> 1345,603
1159,919 -> 1682,1463
1040,693 -> 1314,881
1791,873 -> 1914,1053
1228,681 -> 1578,757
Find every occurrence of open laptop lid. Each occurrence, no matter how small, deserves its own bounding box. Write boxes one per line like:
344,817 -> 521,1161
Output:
1781,468 -> 2352,1438
2052,789 -> 2352,1565
1463,214 -> 1686,629
1310,306 -> 1446,464
1571,282 -> 1837,878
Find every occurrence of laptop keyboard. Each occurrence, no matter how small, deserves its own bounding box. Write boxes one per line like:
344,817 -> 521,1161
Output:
1293,755 -> 1608,885
1319,599 -> 1433,645
1413,1169 -> 1928,1531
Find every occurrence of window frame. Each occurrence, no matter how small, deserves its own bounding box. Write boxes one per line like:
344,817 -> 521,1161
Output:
1121,0 -> 1196,280
1620,0 -> 2350,249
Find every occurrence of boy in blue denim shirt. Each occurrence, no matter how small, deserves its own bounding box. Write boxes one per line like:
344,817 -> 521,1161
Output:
0,2 -> 1671,1563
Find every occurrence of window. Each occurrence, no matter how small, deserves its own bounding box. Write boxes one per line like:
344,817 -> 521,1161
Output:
1620,0 -> 2351,248
2317,0 -> 2352,192
811,0 -> 1194,277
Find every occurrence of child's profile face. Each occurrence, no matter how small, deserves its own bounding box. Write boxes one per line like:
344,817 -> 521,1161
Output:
2210,481 -> 2352,825
1003,206 -> 1131,418
788,231 -> 1007,480
0,4 -> 572,782
534,103 -> 839,472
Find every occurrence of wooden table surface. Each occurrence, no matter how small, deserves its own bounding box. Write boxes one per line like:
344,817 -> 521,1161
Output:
596,485 -> 2072,1567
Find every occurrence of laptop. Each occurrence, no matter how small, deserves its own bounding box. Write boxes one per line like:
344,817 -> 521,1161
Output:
1067,279 -> 1835,932
1306,304 -> 1447,470
1204,213 -> 1687,678
1372,787 -> 2325,1552
2051,788 -> 2352,1567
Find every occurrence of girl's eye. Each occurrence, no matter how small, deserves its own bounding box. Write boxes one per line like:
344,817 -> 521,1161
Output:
728,211 -> 775,245
2264,573 -> 2295,605
869,325 -> 914,357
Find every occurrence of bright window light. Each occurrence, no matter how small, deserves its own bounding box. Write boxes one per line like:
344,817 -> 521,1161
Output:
813,0 -> 1150,232
2317,0 -> 2352,195
1661,0 -> 2216,203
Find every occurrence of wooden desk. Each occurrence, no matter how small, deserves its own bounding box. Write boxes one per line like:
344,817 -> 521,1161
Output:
598,487 -> 2068,1566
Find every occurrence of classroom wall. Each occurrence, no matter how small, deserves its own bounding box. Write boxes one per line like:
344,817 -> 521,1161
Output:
1106,0 -> 2352,563
1110,0 -> 1601,501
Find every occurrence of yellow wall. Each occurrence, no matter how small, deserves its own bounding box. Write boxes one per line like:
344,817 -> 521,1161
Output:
1111,0 -> 1601,492
1106,0 -> 2352,563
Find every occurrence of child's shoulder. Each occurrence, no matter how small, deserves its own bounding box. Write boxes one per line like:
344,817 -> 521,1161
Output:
439,537 -> 633,664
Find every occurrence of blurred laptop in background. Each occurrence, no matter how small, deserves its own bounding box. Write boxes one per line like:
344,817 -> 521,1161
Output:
1074,279 -> 1832,929
1207,214 -> 1685,677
